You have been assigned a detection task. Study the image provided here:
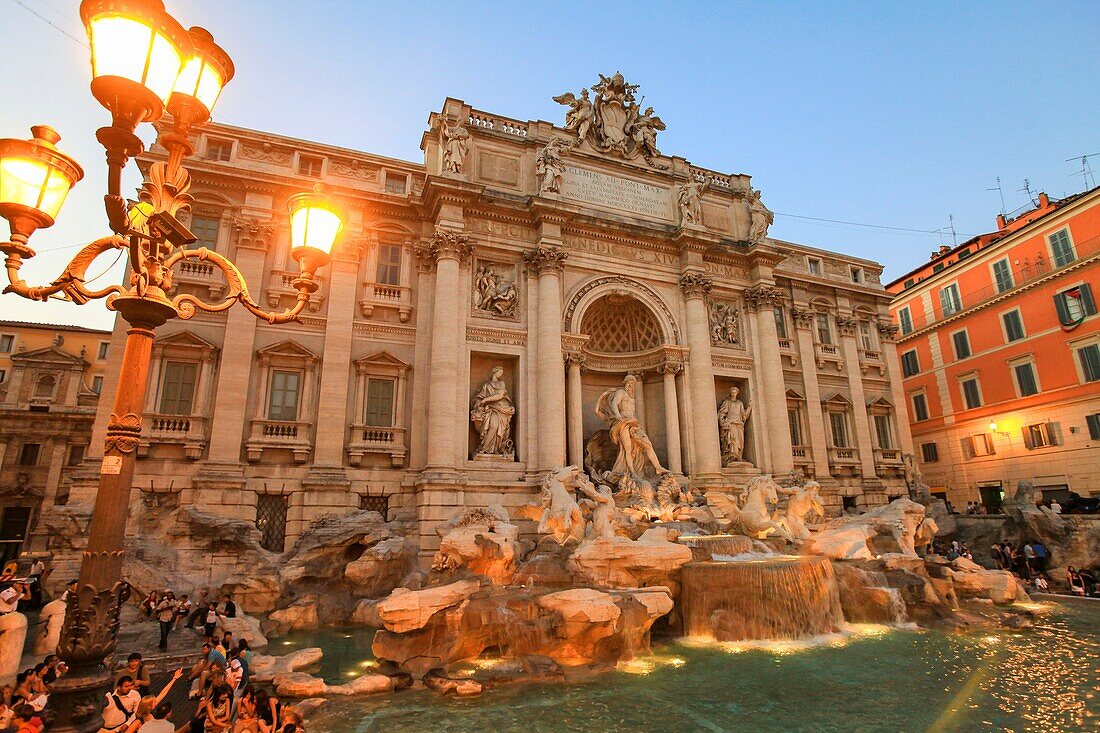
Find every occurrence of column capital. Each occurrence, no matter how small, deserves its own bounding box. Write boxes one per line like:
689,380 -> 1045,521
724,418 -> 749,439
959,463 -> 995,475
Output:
835,314 -> 858,336
658,360 -> 682,376
416,228 -> 472,269
233,216 -> 278,252
790,306 -> 816,329
563,350 -> 587,374
678,271 -> 712,298
524,245 -> 567,275
744,284 -> 785,312
876,320 -> 900,342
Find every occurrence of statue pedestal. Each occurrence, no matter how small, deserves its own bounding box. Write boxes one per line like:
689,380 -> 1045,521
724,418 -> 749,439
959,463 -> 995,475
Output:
473,452 -> 515,462
717,462 -> 763,484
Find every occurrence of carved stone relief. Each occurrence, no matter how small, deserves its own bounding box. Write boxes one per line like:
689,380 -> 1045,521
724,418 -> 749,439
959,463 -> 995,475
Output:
709,300 -> 742,347
472,261 -> 519,319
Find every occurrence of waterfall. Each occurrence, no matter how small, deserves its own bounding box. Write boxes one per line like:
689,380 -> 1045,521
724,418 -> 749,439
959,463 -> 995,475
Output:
680,556 -> 846,641
677,534 -> 756,561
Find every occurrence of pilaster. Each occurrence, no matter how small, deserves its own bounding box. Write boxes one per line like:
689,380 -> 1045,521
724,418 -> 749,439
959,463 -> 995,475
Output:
679,271 -> 722,477
745,284 -> 794,476
878,320 -> 914,455
837,314 -> 878,479
525,242 -> 568,470
791,306 -> 831,478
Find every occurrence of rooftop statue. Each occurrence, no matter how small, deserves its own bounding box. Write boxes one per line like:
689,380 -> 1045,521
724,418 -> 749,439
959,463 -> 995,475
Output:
747,188 -> 774,243
553,72 -> 665,166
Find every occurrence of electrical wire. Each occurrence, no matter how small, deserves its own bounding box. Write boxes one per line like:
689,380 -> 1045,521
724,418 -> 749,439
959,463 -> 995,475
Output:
9,0 -> 89,49
773,212 -> 953,235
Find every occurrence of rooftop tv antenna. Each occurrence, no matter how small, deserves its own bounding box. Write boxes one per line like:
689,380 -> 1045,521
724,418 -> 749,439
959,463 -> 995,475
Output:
949,214 -> 957,246
1018,178 -> 1038,207
1065,153 -> 1098,192
987,176 -> 1007,217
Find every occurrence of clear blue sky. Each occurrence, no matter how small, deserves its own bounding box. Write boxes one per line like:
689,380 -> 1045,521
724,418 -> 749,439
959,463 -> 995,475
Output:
2,0 -> 1097,329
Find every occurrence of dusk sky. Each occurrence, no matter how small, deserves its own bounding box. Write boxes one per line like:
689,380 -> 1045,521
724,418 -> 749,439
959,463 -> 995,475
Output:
2,0 -> 1097,328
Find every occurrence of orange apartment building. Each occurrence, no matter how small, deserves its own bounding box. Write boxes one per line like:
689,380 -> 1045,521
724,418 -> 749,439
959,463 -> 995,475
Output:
887,186 -> 1100,511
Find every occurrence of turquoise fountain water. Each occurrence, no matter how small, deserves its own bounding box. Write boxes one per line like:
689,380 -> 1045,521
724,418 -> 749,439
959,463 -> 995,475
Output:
276,599 -> 1098,733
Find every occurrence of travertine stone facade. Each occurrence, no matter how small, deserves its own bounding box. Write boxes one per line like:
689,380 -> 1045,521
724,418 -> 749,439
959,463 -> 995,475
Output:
61,81 -> 910,571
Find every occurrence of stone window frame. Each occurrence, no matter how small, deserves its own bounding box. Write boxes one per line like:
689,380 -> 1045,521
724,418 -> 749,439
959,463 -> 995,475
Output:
949,326 -> 971,361
866,396 -> 899,456
91,375 -> 103,395
245,340 -> 319,464
919,441 -> 939,463
97,341 -> 110,361
821,393 -> 853,449
850,265 -> 864,284
0,333 -> 15,353
910,389 -> 930,422
295,152 -> 325,178
939,282 -> 963,316
348,351 -> 410,468
33,372 -> 58,401
1007,353 -> 1041,398
140,331 -> 218,459
0,368 -> 6,385
806,256 -> 823,277
785,389 -> 806,448
999,306 -> 1026,343
359,228 -> 415,322
381,169 -> 410,196
957,371 -> 984,410
1068,333 -> 1100,385
203,136 -> 234,162
1045,226 -> 1077,268
896,305 -> 914,336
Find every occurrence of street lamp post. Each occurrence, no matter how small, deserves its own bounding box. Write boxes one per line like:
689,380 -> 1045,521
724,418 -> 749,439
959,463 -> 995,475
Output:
0,2 -> 343,731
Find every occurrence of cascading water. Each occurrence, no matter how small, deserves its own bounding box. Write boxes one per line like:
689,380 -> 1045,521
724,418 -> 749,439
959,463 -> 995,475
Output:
677,534 -> 757,561
680,555 -> 846,641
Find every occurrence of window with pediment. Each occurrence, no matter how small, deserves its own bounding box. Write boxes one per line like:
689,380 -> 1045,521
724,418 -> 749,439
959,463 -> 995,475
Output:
140,331 -> 218,460
348,351 -> 409,468
246,340 -> 319,463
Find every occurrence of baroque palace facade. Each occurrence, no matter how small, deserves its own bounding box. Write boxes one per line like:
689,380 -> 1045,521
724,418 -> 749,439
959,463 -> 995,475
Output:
68,76 -> 913,562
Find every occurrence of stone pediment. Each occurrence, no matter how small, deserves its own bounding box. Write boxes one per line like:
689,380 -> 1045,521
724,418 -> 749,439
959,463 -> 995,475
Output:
256,339 -> 318,365
155,330 -> 217,355
866,396 -> 895,409
785,389 -> 807,402
354,351 -> 409,370
11,345 -> 87,368
821,392 -> 852,406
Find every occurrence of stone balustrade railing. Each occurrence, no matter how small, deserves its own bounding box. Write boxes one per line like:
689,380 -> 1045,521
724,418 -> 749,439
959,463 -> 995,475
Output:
245,419 -> 313,463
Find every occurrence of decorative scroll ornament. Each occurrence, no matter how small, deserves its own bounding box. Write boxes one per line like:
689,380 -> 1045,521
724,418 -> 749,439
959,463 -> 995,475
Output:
790,306 -> 816,328
553,72 -> 666,166
103,411 -> 142,453
835,315 -> 859,336
678,271 -> 712,297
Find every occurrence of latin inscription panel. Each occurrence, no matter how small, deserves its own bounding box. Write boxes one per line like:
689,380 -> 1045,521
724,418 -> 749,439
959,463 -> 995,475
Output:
560,166 -> 671,220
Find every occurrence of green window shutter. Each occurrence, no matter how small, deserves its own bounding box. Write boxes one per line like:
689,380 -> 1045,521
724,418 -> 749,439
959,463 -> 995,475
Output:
1054,293 -> 1071,327
1080,283 -> 1096,316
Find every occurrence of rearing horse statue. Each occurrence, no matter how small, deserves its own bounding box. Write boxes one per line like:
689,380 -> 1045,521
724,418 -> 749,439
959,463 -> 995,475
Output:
706,475 -> 794,542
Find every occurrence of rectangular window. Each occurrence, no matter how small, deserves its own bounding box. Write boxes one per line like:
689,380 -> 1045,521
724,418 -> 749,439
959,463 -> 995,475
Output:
787,408 -> 802,446
829,412 -> 849,448
897,306 -> 914,335
1077,343 -> 1100,382
873,414 -> 893,449
1002,310 -> 1025,342
815,314 -> 831,345
859,321 -> 875,350
966,433 -> 994,458
903,278 -> 915,290
255,494 -> 288,553
961,377 -> 982,409
159,361 -> 198,415
1087,413 -> 1100,440
773,307 -> 788,339
97,342 -> 110,360
298,155 -> 323,177
267,370 -> 301,421
0,335 -> 13,353
375,244 -> 402,286
384,174 -> 407,195
365,378 -> 395,427
1024,423 -> 1052,449
1054,284 -> 1096,327
1014,362 -> 1039,397
951,330 -> 971,360
992,259 -> 1014,293
205,139 -> 232,161
18,443 -> 40,466
850,267 -> 863,284
939,283 -> 962,316
807,257 -> 822,276
920,442 -> 939,463
1049,228 -> 1076,268
901,349 -> 920,377
67,445 -> 85,467
911,393 -> 929,422
189,215 -> 220,250
91,376 -> 103,394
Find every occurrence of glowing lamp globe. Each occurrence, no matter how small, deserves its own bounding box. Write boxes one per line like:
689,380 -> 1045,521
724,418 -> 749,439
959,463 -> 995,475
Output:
0,126 -> 84,244
80,0 -> 191,130
288,185 -> 343,272
168,27 -> 234,126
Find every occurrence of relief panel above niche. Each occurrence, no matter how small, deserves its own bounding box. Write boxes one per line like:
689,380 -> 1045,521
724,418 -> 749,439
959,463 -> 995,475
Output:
477,151 -> 520,188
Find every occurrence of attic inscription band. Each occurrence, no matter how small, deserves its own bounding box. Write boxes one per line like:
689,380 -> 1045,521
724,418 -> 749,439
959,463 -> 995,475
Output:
560,166 -> 671,219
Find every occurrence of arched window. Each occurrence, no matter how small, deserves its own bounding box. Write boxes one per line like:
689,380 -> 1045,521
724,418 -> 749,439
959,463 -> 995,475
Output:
581,295 -> 663,353
34,374 -> 56,399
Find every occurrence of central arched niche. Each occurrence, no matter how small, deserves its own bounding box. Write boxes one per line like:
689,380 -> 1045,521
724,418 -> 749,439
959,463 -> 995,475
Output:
579,293 -> 664,354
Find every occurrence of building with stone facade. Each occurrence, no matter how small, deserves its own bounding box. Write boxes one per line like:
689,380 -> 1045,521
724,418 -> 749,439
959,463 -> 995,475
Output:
887,186 -> 1100,511
0,320 -> 110,561
64,77 -> 914,570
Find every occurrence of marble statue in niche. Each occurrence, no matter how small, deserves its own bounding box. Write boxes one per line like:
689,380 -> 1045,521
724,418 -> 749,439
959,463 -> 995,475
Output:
717,386 -> 753,466
747,188 -> 774,243
472,264 -> 518,317
441,118 -> 469,174
470,366 -> 515,459
594,375 -> 669,479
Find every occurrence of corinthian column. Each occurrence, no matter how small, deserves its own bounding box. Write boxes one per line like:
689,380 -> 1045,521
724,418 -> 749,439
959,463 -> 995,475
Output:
837,314 -> 878,479
746,284 -> 794,475
525,245 -> 568,469
565,352 -> 585,466
679,272 -> 722,476
659,361 -> 683,474
420,229 -> 471,469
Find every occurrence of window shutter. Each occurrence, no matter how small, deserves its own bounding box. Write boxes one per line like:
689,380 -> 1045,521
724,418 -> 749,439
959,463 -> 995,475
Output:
1021,427 -> 1034,450
1054,292 -> 1071,327
960,437 -> 973,459
1080,283 -> 1096,316
1048,421 -> 1063,446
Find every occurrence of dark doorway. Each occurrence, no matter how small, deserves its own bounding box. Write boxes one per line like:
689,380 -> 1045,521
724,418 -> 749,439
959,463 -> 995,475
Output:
978,483 -> 1004,514
842,495 -> 858,512
0,507 -> 31,564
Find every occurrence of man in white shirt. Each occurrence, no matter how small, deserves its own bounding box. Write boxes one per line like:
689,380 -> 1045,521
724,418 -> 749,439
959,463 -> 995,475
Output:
100,676 -> 140,733
0,581 -> 29,614
137,702 -> 175,733
27,559 -> 46,607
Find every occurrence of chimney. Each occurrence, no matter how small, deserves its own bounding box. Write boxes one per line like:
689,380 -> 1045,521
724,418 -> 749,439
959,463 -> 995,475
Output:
938,245 -> 951,255
996,213 -> 1007,230
1038,192 -> 1050,208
